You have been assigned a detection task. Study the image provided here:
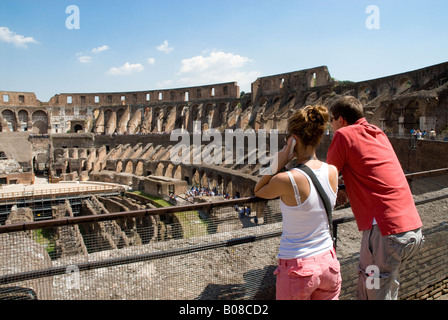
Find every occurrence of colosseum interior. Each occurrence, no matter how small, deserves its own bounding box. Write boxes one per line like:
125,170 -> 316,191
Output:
1,62 -> 448,300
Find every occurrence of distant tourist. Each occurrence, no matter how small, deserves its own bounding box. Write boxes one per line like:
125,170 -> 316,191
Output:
417,129 -> 423,139
327,96 -> 424,300
429,129 -> 436,140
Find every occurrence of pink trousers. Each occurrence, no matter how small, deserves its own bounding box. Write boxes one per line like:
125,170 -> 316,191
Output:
274,248 -> 341,300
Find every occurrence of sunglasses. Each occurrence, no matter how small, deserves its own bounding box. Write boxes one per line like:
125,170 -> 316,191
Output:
330,115 -> 339,122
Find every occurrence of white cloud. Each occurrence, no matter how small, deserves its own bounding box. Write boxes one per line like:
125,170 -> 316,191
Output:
148,57 -> 155,65
0,26 -> 39,48
92,45 -> 109,53
175,51 -> 260,91
180,51 -> 250,73
78,55 -> 92,63
77,45 -> 108,63
107,62 -> 145,75
157,40 -> 173,54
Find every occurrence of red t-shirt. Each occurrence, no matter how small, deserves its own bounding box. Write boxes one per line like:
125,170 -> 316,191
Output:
327,118 -> 422,236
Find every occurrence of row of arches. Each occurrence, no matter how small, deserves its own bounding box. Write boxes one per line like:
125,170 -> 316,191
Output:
92,101 -> 239,135
106,159 -> 255,198
0,109 -> 48,133
380,98 -> 440,134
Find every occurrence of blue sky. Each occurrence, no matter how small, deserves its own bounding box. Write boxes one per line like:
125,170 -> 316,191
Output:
0,0 -> 447,102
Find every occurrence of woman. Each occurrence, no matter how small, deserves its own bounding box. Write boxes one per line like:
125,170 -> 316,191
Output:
254,105 -> 341,300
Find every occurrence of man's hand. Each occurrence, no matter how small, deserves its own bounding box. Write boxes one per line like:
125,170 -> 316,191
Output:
336,189 -> 349,206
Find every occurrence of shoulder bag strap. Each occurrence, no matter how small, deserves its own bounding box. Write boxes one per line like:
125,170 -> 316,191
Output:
296,164 -> 335,245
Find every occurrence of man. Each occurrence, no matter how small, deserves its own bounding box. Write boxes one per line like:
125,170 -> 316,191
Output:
326,96 -> 424,300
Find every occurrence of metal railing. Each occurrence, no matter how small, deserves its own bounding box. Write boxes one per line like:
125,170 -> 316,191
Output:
0,168 -> 447,300
0,196 -> 284,300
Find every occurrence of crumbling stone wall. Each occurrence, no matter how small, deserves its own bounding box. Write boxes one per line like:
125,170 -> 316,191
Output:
52,200 -> 88,258
80,196 -> 130,252
5,206 -> 34,224
3,62 -> 447,136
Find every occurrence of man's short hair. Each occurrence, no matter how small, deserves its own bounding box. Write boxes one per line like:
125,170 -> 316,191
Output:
330,96 -> 364,125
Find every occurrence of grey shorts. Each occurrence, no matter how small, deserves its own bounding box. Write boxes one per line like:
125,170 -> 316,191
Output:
357,225 -> 424,300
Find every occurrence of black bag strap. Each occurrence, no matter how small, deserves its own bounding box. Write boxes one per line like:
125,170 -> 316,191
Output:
295,164 -> 335,245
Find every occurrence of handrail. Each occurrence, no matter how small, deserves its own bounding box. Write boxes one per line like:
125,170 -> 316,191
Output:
405,168 -> 448,180
0,196 -> 265,234
1,167 -> 448,233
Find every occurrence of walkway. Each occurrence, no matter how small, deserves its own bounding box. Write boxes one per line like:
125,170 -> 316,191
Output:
0,180 -> 129,202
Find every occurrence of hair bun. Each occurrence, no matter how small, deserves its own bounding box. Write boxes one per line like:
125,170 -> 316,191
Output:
306,105 -> 328,125
287,104 -> 329,147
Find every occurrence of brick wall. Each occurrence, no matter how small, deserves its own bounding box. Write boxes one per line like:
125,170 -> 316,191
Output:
400,223 -> 448,300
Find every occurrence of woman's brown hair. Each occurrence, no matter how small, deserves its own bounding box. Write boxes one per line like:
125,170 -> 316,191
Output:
287,105 -> 329,147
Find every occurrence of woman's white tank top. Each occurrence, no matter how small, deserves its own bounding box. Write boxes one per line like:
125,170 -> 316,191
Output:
278,162 -> 337,259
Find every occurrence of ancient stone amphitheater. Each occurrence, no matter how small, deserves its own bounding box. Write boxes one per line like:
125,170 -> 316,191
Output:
1,63 -> 448,301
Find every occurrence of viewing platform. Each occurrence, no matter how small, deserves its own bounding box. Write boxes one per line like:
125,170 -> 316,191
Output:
0,181 -> 129,223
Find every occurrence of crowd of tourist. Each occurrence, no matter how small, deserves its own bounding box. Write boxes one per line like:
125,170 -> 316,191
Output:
175,185 -> 236,203
410,128 -> 437,140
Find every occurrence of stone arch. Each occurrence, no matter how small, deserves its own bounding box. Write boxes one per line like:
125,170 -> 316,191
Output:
155,162 -> 164,176
153,107 -> 164,132
224,177 -> 233,197
135,161 -> 144,176
125,161 -> 134,174
127,108 -> 142,134
377,82 -> 393,96
116,161 -> 123,173
74,124 -> 83,133
357,84 -> 373,99
32,110 -> 48,134
116,108 -> 126,134
216,175 -> 224,195
203,103 -> 214,130
303,91 -> 317,105
287,94 -> 296,103
397,76 -> 414,94
357,85 -> 374,105
173,165 -> 182,180
141,107 -> 152,133
258,98 -> 268,108
199,169 -> 207,187
213,102 -> 228,128
104,109 -> 116,134
382,103 -> 397,132
173,106 -> 184,130
93,108 -> 104,134
403,100 -> 420,130
191,168 -> 200,186
165,162 -> 174,178
230,101 -> 240,109
18,109 -> 30,122
93,108 -> 101,121
207,171 -> 215,188
18,109 -> 29,131
164,106 -> 176,132
1,109 -> 16,131
81,159 -> 88,172
189,104 -> 201,132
